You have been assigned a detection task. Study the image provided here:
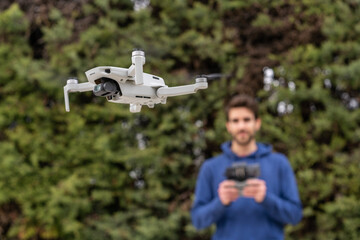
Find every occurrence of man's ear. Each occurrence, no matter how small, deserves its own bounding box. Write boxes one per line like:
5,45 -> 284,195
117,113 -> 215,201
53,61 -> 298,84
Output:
225,121 -> 230,133
255,118 -> 262,131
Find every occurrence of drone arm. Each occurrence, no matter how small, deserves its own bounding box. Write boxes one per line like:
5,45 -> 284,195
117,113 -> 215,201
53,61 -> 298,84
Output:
73,82 -> 95,92
134,56 -> 144,85
128,50 -> 145,85
64,86 -> 70,112
64,81 -> 95,112
156,79 -> 208,98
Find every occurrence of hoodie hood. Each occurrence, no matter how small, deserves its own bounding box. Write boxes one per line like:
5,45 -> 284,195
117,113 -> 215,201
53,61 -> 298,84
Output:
221,141 -> 273,161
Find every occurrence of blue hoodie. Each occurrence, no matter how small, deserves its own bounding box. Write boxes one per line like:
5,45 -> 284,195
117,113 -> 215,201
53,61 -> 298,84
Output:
191,142 -> 302,240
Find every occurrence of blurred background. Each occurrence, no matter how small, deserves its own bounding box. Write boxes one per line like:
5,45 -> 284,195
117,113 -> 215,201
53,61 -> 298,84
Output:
0,0 -> 359,239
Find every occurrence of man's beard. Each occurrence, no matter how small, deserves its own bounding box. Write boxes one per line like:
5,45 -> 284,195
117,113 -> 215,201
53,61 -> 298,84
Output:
233,131 -> 255,146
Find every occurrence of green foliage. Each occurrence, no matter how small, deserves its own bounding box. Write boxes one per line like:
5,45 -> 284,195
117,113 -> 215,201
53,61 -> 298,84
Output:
0,4 -> 28,37
259,1 -> 360,239
0,0 -> 359,239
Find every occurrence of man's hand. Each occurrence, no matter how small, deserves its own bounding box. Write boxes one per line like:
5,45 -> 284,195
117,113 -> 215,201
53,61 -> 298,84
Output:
242,178 -> 267,203
218,180 -> 240,206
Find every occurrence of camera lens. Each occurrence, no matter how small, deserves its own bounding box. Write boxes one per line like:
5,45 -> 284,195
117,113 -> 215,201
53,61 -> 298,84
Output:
94,84 -> 102,93
103,81 -> 117,92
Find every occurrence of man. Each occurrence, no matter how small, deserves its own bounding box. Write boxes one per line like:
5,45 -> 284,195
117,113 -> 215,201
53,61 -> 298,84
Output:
191,94 -> 302,240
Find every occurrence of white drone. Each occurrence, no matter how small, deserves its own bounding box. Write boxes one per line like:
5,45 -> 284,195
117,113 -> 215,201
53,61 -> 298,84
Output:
64,50 -> 210,113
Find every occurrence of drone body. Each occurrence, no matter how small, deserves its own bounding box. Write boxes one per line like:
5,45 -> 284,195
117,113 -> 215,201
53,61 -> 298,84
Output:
64,50 -> 208,112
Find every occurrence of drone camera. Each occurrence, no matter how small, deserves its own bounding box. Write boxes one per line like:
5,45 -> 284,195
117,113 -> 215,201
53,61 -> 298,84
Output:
93,77 -> 121,97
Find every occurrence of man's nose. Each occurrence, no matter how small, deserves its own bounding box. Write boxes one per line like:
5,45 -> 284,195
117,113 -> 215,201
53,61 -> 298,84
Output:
235,120 -> 246,128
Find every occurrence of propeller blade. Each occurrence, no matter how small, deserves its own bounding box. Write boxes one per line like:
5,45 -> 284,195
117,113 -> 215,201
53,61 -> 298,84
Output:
197,73 -> 229,81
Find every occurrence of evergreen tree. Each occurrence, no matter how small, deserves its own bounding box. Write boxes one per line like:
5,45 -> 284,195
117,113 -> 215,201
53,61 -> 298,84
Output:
0,0 -> 358,239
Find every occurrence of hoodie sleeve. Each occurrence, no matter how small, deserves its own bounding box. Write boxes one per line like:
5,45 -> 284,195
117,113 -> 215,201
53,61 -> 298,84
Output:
260,157 -> 303,225
191,163 -> 227,229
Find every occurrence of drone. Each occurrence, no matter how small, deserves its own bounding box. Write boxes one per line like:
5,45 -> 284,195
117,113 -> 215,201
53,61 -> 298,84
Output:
64,50 -> 215,113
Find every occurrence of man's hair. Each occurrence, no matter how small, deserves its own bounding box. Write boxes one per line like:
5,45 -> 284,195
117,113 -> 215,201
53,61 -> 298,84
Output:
225,94 -> 259,121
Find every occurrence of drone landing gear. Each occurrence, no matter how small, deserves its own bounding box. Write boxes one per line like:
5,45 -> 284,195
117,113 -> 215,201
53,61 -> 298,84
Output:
130,104 -> 142,113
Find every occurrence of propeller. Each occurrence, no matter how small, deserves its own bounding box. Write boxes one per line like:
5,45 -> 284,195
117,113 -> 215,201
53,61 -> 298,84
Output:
197,73 -> 230,82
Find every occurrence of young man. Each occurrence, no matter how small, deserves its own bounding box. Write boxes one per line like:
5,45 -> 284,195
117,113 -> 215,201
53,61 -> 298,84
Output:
191,94 -> 302,240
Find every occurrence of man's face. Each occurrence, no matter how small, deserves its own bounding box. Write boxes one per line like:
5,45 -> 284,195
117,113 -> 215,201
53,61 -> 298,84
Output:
226,107 -> 261,146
